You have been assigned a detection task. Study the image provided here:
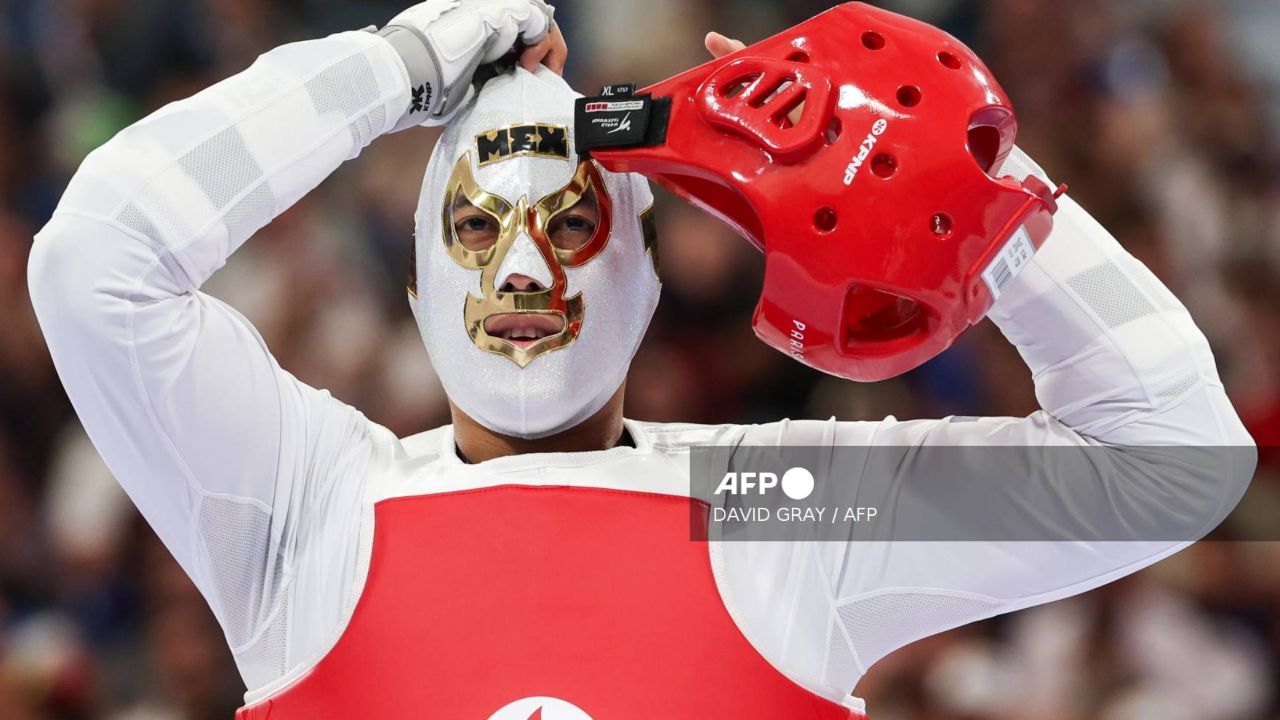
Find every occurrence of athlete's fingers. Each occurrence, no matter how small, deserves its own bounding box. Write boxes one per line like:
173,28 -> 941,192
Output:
705,31 -> 747,59
521,23 -> 567,74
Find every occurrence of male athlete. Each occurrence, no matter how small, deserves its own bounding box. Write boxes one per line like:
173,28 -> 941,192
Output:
27,0 -> 1255,718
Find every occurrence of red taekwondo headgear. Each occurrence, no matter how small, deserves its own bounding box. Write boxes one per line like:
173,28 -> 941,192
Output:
576,2 -> 1065,381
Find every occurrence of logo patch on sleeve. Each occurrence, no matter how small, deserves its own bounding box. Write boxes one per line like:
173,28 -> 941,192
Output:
476,124 -> 570,166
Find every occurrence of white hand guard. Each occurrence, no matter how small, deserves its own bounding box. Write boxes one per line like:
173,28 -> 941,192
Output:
375,0 -> 556,129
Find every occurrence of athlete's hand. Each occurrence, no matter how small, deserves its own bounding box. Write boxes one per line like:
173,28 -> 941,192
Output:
378,0 -> 558,129
519,20 -> 567,74
705,32 -> 746,59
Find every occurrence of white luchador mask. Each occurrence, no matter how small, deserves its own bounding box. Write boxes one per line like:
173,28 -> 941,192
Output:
410,67 -> 660,439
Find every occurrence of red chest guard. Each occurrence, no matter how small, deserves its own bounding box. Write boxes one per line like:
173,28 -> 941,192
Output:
236,487 -> 864,719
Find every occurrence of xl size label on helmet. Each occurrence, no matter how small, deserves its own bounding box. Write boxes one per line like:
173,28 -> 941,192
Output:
579,98 -> 652,147
575,86 -> 671,153
843,119 -> 889,186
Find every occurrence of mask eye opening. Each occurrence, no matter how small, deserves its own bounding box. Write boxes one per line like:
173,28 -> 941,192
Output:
440,153 -> 514,268
538,161 -> 614,268
449,196 -> 503,252
543,184 -> 601,252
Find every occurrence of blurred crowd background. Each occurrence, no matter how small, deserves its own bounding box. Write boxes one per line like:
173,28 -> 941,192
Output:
1,0 -> 1279,718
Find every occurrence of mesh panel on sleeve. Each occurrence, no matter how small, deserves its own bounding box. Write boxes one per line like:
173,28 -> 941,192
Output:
178,126 -> 265,211
118,203 -> 162,239
126,186 -> 193,243
235,589 -> 291,687
222,184 -> 275,241
305,53 -> 384,150
1066,262 -> 1157,329
1145,352 -> 1207,405
1155,373 -> 1202,403
823,620 -> 860,690
835,592 -> 1002,671
1121,255 -> 1185,314
355,105 -> 388,149
198,496 -> 280,649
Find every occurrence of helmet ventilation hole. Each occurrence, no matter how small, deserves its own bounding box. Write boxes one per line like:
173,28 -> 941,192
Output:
938,51 -> 962,70
967,125 -> 1003,174
871,153 -> 897,178
930,213 -> 954,238
776,97 -> 807,129
825,117 -> 843,144
896,85 -> 922,108
814,207 -> 839,233
861,31 -> 886,50
722,74 -> 761,99
787,50 -> 811,63
751,79 -> 792,108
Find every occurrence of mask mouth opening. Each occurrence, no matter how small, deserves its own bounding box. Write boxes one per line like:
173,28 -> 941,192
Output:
483,311 -> 567,348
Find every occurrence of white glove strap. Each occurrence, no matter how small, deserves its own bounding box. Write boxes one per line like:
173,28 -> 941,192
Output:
375,23 -> 454,130
374,0 -> 555,130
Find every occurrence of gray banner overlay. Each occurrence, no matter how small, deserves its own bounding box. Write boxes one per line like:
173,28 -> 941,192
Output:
689,445 -> 1264,541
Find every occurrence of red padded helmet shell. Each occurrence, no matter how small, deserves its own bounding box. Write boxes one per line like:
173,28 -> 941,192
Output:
590,2 -> 1060,381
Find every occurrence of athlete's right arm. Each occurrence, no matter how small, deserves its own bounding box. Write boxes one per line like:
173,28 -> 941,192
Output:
27,0 -> 554,690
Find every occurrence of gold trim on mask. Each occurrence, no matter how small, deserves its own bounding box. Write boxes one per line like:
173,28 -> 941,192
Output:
441,152 -> 613,367
532,159 -> 613,266
406,241 -> 418,299
441,157 -> 514,269
639,203 -> 660,280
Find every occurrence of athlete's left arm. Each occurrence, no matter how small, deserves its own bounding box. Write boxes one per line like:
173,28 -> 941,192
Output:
723,148 -> 1256,695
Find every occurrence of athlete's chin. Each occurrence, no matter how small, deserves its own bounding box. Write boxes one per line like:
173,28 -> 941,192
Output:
460,377 -> 589,439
